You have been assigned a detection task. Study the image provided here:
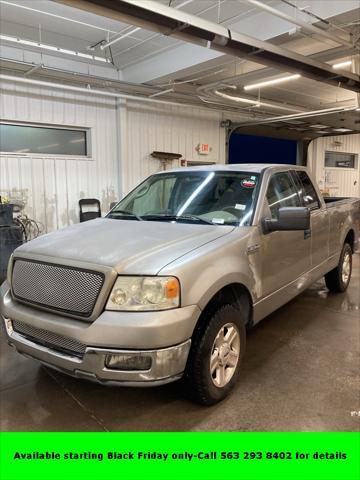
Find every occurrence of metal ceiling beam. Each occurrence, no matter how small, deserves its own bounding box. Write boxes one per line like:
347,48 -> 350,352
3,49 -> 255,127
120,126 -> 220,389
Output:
55,0 -> 360,92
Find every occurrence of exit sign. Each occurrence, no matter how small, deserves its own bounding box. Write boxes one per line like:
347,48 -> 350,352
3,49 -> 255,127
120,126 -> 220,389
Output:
198,143 -> 210,155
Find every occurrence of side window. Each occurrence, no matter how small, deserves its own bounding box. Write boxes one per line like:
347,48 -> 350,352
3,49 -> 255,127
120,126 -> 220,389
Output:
296,171 -> 320,210
266,172 -> 301,219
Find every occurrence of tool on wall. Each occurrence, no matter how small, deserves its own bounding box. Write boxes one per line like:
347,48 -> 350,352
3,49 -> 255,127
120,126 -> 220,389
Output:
150,151 -> 182,170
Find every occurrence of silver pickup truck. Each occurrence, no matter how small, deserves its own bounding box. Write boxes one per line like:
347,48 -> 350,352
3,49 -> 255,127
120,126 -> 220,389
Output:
1,164 -> 359,405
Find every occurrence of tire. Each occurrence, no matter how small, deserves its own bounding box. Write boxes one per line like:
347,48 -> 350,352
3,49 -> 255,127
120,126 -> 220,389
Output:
325,243 -> 352,293
185,304 -> 246,406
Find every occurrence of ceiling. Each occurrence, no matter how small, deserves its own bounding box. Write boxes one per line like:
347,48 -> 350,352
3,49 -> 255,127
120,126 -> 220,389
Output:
0,0 -> 359,138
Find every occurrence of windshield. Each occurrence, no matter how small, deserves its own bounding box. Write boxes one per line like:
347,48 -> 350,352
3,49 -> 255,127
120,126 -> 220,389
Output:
108,171 -> 260,226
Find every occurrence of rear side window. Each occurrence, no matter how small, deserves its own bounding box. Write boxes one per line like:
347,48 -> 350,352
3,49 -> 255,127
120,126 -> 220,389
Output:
266,172 -> 301,219
296,171 -> 320,210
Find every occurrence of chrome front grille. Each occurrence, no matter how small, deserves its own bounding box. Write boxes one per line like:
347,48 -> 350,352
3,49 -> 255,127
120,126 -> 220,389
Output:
12,259 -> 104,317
12,320 -> 87,357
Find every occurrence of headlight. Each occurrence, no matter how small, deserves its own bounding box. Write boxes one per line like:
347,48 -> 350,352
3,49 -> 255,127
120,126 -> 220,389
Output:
106,276 -> 180,311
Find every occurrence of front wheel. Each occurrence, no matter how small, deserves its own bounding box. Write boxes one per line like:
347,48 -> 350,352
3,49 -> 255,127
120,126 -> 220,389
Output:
325,243 -> 352,293
185,304 -> 246,405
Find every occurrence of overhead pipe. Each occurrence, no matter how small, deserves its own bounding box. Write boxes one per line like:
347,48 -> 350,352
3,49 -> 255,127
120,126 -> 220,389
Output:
244,0 -> 355,49
56,0 -> 360,93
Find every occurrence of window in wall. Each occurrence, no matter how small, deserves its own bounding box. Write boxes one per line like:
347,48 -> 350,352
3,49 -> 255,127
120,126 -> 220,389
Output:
0,123 -> 89,156
266,172 -> 301,219
325,151 -> 357,169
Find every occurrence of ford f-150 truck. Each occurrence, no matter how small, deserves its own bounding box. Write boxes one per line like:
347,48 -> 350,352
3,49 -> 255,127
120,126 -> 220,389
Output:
1,164 -> 359,405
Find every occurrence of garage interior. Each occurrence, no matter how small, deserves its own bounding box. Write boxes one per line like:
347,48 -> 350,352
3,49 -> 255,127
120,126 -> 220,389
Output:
0,0 -> 359,431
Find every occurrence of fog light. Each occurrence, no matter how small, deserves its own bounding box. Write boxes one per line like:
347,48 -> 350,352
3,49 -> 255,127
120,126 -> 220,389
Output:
6,319 -> 13,335
105,353 -> 152,371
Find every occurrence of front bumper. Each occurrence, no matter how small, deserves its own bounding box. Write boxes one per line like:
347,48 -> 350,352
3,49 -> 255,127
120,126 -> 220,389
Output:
3,317 -> 191,385
0,281 -> 199,385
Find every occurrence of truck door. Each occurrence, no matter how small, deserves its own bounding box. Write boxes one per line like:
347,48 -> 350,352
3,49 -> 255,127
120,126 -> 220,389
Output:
260,171 -> 311,297
292,170 -> 329,267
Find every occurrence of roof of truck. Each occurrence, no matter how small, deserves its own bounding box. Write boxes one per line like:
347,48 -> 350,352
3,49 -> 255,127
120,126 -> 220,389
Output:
157,164 -> 307,174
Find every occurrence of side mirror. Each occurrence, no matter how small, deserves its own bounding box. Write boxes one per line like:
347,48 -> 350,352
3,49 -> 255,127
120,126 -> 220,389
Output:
262,207 -> 310,234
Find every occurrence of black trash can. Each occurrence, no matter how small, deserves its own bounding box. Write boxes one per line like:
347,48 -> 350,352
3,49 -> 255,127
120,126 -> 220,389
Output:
0,226 -> 23,283
0,204 -> 23,283
0,204 -> 14,226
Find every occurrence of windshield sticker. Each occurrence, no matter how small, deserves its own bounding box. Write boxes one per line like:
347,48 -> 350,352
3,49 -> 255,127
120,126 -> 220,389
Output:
235,204 -> 246,211
212,218 -> 225,224
241,179 -> 256,188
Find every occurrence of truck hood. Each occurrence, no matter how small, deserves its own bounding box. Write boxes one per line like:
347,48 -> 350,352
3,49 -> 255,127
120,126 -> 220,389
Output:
15,218 -> 234,274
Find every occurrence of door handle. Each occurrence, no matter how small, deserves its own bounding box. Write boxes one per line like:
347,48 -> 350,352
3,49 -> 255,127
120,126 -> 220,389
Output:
304,229 -> 311,239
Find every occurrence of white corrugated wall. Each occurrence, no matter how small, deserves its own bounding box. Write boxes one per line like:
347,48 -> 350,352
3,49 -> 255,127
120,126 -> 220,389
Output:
308,133 -> 360,197
118,100 -> 226,195
0,80 -> 119,232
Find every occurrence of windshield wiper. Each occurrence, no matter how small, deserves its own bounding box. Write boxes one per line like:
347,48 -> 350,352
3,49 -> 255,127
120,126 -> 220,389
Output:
177,213 -> 214,225
142,213 -> 213,225
108,210 -> 143,221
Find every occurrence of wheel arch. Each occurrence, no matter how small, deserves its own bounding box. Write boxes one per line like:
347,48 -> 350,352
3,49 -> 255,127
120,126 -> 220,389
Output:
344,229 -> 355,252
192,283 -> 253,338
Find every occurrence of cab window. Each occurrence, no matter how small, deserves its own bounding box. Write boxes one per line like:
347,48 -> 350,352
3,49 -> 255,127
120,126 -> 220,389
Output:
296,171 -> 320,210
266,172 -> 301,219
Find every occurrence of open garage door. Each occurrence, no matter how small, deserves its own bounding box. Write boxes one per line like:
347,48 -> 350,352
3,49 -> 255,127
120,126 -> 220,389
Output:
229,133 -> 297,165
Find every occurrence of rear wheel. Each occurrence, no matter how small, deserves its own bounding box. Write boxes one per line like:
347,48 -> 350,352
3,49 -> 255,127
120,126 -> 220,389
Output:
185,304 -> 246,405
325,243 -> 352,293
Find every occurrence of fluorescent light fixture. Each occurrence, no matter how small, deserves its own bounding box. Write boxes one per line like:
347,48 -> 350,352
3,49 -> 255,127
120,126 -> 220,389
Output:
332,128 -> 353,132
332,60 -> 352,70
39,43 -> 58,52
0,34 -> 109,63
244,74 -> 301,91
309,124 -> 330,129
17,39 -> 38,47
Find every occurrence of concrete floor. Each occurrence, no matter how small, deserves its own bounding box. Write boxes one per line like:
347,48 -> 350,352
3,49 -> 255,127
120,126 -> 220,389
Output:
1,255 -> 359,432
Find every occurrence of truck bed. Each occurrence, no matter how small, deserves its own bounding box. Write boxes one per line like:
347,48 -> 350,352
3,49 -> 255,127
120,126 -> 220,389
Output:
324,197 -> 360,208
